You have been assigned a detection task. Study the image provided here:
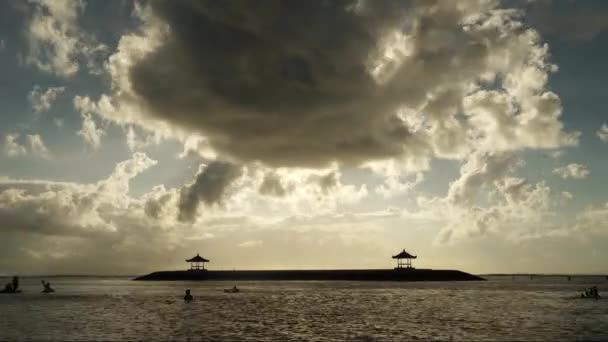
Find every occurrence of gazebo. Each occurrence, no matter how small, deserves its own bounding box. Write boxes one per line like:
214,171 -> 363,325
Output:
186,253 -> 209,271
392,249 -> 417,269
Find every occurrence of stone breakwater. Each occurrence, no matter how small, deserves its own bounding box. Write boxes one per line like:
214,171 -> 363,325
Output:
134,269 -> 485,281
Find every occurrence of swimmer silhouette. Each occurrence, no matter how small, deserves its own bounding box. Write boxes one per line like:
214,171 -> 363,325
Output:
1,276 -> 20,293
224,285 -> 239,293
41,280 -> 55,293
184,289 -> 193,302
12,276 -> 18,292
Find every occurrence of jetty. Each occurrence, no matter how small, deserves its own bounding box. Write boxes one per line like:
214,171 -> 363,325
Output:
135,249 -> 484,282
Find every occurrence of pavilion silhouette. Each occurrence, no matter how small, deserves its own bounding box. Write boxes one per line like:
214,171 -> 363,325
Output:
392,249 -> 417,269
186,253 -> 209,271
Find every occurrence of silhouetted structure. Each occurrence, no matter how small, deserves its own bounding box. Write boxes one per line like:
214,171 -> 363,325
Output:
186,253 -> 209,271
136,250 -> 485,282
392,249 -> 417,269
136,269 -> 484,281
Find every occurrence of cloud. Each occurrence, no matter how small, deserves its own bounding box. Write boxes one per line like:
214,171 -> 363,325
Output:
431,177 -> 555,244
80,0 -> 576,171
574,203 -> 608,235
234,165 -> 368,217
395,150 -> 563,244
77,113 -> 105,150
3,133 -> 51,158
552,163 -> 590,179
0,153 -> 188,274
375,172 -> 424,199
26,134 -> 51,159
0,153 -> 374,273
139,160 -> 368,226
125,126 -> 159,152
237,240 -> 263,248
25,0 -> 107,77
597,124 -> 608,143
259,172 -> 287,197
447,152 -> 523,207
178,162 -> 243,222
0,153 -> 157,237
3,133 -> 27,157
28,85 -> 65,113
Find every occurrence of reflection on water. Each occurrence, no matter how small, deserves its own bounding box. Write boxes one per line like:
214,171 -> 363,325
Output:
1,276 -> 607,341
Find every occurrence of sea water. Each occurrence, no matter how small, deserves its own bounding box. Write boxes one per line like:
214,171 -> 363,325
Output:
1,276 -> 607,341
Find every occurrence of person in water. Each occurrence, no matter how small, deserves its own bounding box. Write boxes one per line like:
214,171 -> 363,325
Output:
232,285 -> 238,292
1,276 -> 19,293
184,289 -> 193,302
582,286 -> 600,298
41,280 -> 54,293
12,276 -> 18,292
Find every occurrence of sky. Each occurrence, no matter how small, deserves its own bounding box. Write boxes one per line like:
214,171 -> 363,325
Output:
0,0 -> 607,275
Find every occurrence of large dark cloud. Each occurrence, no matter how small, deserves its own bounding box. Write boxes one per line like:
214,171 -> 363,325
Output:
92,0 -> 576,171
125,0 -> 447,167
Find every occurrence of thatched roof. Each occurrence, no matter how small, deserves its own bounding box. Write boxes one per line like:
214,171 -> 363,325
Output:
186,254 -> 210,263
392,249 -> 417,259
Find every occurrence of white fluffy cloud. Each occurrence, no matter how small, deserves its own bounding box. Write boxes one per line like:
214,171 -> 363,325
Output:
25,0 -> 106,77
3,134 -> 27,157
552,163 -> 590,179
375,172 -> 424,199
28,85 -> 65,113
447,152 -> 523,207
125,126 -> 159,152
597,123 -> 608,143
77,113 -> 105,150
397,151 -> 562,244
26,134 -> 50,159
3,133 -> 50,158
0,153 -> 377,273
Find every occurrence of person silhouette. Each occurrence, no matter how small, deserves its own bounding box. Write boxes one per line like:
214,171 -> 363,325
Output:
12,276 -> 18,292
41,280 -> 54,293
184,289 -> 193,302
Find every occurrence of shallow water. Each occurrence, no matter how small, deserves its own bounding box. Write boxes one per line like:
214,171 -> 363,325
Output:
1,276 -> 607,341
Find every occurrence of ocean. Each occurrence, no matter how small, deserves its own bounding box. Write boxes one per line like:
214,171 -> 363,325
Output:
1,276 -> 607,341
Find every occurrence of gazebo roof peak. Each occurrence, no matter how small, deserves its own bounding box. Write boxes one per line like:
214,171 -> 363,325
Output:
392,249 -> 417,259
186,253 -> 210,263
